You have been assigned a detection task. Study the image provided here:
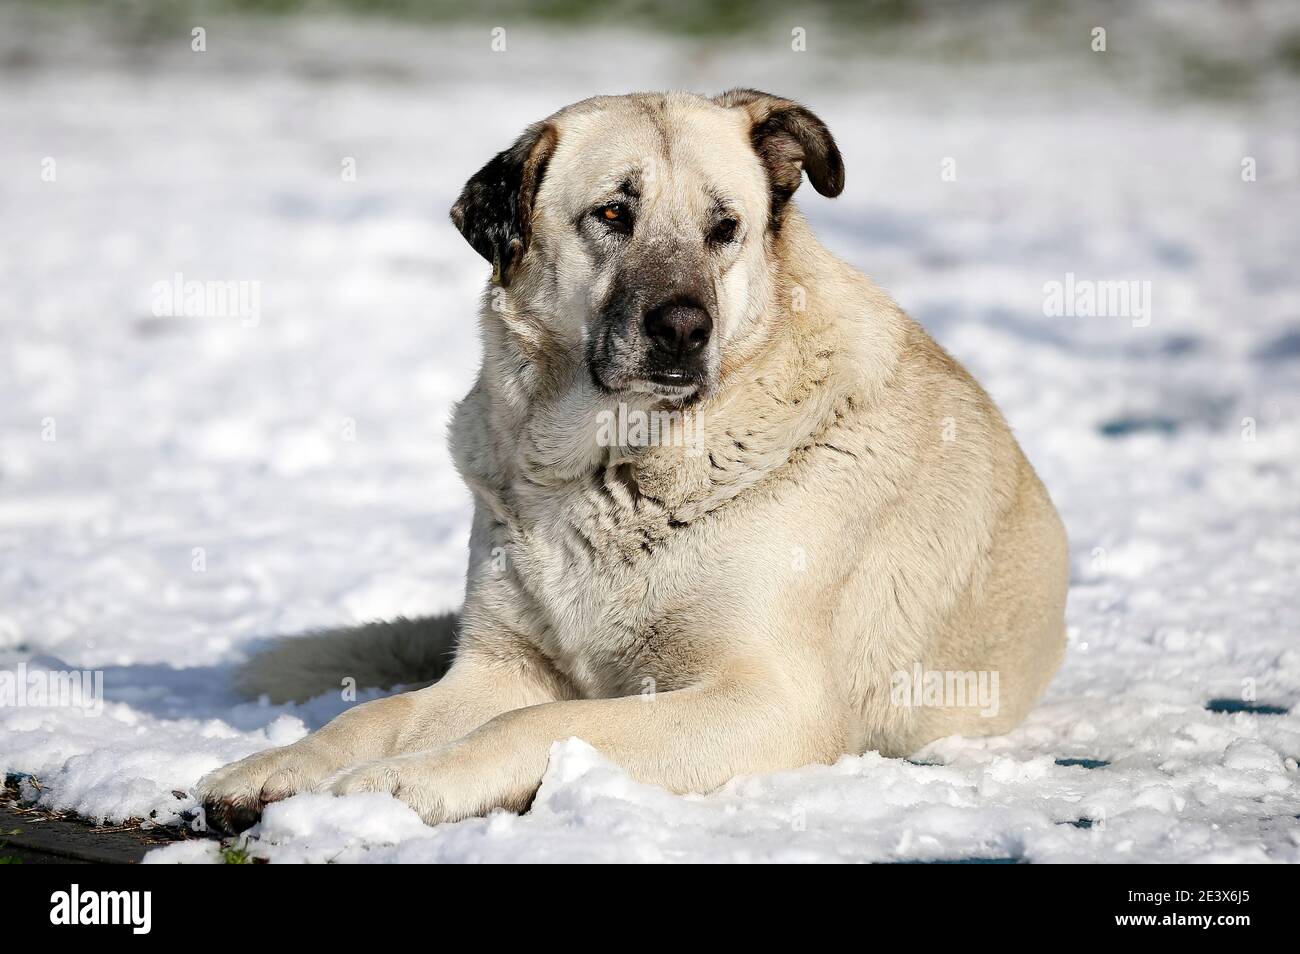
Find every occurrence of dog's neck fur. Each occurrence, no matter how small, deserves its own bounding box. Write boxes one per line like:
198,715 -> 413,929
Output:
452,210 -> 901,530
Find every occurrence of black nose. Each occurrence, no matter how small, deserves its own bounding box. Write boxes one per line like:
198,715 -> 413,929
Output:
643,301 -> 713,357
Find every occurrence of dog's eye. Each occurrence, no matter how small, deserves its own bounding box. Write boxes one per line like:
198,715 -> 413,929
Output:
594,203 -> 632,234
709,218 -> 739,245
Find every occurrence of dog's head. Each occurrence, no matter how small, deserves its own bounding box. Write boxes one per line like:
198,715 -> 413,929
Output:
451,90 -> 844,403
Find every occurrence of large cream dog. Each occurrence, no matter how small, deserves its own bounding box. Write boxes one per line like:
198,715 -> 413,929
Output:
198,90 -> 1068,833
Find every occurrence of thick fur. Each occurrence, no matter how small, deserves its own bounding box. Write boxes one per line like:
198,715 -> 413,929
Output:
198,90 -> 1067,834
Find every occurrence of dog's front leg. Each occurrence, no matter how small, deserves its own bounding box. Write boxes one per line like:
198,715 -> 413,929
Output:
321,669 -> 843,825
197,649 -> 565,832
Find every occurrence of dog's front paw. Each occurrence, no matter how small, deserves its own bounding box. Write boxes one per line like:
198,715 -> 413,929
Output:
320,746 -> 527,826
319,753 -> 457,825
197,742 -> 337,834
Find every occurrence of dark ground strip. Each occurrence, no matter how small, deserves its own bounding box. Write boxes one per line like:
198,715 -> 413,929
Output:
0,805 -> 170,864
0,794 -> 207,864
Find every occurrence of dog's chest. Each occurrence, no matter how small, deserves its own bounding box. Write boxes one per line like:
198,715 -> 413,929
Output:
500,465 -> 692,694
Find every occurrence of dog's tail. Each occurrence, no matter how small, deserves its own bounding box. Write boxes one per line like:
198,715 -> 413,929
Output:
233,614 -> 459,704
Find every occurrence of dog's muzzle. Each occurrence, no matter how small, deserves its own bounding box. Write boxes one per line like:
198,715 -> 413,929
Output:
636,297 -> 712,391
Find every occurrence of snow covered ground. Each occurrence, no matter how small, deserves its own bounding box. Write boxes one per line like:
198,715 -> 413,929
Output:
2,3 -> 1298,862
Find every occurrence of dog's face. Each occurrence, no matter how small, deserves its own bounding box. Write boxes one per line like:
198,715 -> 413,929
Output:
451,91 -> 844,403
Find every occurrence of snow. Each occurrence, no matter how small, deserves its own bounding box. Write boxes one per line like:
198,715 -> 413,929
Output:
1,4 -> 1298,863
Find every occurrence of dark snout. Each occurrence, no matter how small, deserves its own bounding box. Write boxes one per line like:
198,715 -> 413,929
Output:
587,259 -> 720,401
642,299 -> 713,383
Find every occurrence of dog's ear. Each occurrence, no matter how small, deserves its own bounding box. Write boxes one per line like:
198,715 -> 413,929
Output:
450,121 -> 558,286
713,89 -> 844,226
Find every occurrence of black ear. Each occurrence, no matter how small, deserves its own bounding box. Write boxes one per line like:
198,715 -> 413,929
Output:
713,89 -> 844,227
450,121 -> 558,286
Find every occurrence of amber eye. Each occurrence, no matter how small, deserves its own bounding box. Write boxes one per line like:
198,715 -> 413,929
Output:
709,218 -> 739,245
594,202 -> 632,234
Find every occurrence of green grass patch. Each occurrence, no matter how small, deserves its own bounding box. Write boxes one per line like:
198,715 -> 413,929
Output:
220,842 -> 256,864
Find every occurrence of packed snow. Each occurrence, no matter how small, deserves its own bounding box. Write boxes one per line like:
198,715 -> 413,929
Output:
1,4 -> 1298,863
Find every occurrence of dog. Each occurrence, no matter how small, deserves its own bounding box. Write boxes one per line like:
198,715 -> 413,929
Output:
198,90 -> 1068,833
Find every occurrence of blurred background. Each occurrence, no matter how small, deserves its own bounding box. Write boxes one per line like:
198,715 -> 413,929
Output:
1,0 -> 1298,860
